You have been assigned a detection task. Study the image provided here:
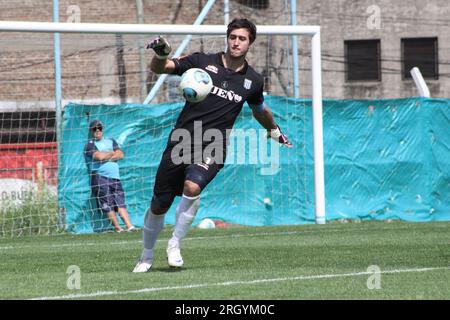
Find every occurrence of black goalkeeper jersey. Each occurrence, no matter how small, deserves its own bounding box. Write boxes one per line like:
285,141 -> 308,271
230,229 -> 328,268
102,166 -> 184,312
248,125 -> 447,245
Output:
168,52 -> 264,151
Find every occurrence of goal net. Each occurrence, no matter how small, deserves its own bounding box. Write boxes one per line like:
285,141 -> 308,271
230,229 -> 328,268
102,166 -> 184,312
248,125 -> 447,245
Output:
0,22 -> 324,236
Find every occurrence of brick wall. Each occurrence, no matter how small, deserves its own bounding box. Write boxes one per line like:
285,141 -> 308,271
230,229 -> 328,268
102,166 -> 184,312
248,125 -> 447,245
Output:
0,0 -> 294,106
3,1 -> 447,101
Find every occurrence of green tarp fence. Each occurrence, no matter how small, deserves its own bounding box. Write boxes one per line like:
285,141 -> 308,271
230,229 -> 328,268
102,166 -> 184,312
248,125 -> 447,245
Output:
60,96 -> 450,233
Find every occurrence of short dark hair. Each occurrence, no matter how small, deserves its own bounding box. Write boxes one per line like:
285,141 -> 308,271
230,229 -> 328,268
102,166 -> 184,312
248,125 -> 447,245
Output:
227,18 -> 257,44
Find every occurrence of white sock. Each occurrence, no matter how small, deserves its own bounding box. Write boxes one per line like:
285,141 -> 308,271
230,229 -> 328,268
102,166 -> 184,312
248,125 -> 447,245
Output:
168,194 -> 200,249
141,209 -> 165,261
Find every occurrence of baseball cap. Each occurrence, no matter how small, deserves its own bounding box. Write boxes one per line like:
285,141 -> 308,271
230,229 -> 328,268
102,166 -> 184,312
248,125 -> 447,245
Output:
89,120 -> 103,131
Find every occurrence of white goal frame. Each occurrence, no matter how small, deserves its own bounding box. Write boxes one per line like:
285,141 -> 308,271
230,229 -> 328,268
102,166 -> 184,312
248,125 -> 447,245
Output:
0,21 -> 326,224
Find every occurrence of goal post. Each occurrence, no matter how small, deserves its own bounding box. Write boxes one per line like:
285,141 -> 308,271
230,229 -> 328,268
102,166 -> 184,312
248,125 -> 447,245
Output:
0,21 -> 325,235
0,21 -> 321,36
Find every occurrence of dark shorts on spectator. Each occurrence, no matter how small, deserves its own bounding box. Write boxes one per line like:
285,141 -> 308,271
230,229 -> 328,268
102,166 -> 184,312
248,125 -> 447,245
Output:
91,174 -> 126,214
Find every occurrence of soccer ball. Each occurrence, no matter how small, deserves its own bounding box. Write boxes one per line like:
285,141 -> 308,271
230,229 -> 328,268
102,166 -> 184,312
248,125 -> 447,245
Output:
197,218 -> 216,229
179,68 -> 213,103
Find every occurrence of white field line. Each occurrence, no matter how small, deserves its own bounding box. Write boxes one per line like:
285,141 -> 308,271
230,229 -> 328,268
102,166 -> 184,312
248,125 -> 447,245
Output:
30,266 -> 450,300
0,225 -> 415,251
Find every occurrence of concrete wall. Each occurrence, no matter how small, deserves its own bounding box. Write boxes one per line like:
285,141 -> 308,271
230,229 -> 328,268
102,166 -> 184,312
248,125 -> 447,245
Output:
299,0 -> 450,99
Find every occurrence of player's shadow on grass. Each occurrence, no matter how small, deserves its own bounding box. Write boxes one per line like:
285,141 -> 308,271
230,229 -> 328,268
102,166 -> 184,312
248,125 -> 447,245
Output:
151,267 -> 184,273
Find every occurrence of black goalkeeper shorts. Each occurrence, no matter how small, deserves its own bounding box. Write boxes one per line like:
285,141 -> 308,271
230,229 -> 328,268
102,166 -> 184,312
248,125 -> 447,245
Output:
152,147 -> 221,209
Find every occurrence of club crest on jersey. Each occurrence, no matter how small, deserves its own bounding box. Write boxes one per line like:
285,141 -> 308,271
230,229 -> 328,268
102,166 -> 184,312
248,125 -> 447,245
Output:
244,78 -> 252,90
206,65 -> 218,74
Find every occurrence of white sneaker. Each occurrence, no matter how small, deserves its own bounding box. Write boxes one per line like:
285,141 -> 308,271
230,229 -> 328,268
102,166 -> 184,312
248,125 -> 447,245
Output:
167,245 -> 183,268
127,226 -> 137,232
132,260 -> 152,273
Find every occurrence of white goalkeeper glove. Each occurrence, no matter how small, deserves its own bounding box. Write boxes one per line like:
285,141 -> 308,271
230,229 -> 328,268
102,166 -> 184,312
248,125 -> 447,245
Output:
267,125 -> 293,148
146,36 -> 172,60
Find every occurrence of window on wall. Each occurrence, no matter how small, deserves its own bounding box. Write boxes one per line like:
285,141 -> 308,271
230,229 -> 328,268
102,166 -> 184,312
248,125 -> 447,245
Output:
344,39 -> 381,82
237,0 -> 269,9
402,37 -> 438,80
0,111 -> 56,144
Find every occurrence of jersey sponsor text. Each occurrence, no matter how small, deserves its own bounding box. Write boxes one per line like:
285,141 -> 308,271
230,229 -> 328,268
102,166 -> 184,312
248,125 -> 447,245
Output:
211,86 -> 243,103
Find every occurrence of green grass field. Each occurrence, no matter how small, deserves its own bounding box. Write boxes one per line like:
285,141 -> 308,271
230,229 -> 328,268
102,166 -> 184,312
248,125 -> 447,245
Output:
0,221 -> 449,300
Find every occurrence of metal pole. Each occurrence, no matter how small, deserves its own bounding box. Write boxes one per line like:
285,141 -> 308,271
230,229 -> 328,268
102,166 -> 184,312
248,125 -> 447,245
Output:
53,1 -> 62,131
410,67 -> 431,97
291,0 -> 300,98
143,0 -> 217,104
53,0 -> 63,225
311,30 -> 326,224
224,0 -> 230,50
135,0 -> 147,100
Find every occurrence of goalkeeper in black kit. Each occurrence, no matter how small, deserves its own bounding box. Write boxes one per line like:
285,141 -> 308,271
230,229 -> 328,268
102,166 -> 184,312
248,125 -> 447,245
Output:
133,18 -> 292,272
